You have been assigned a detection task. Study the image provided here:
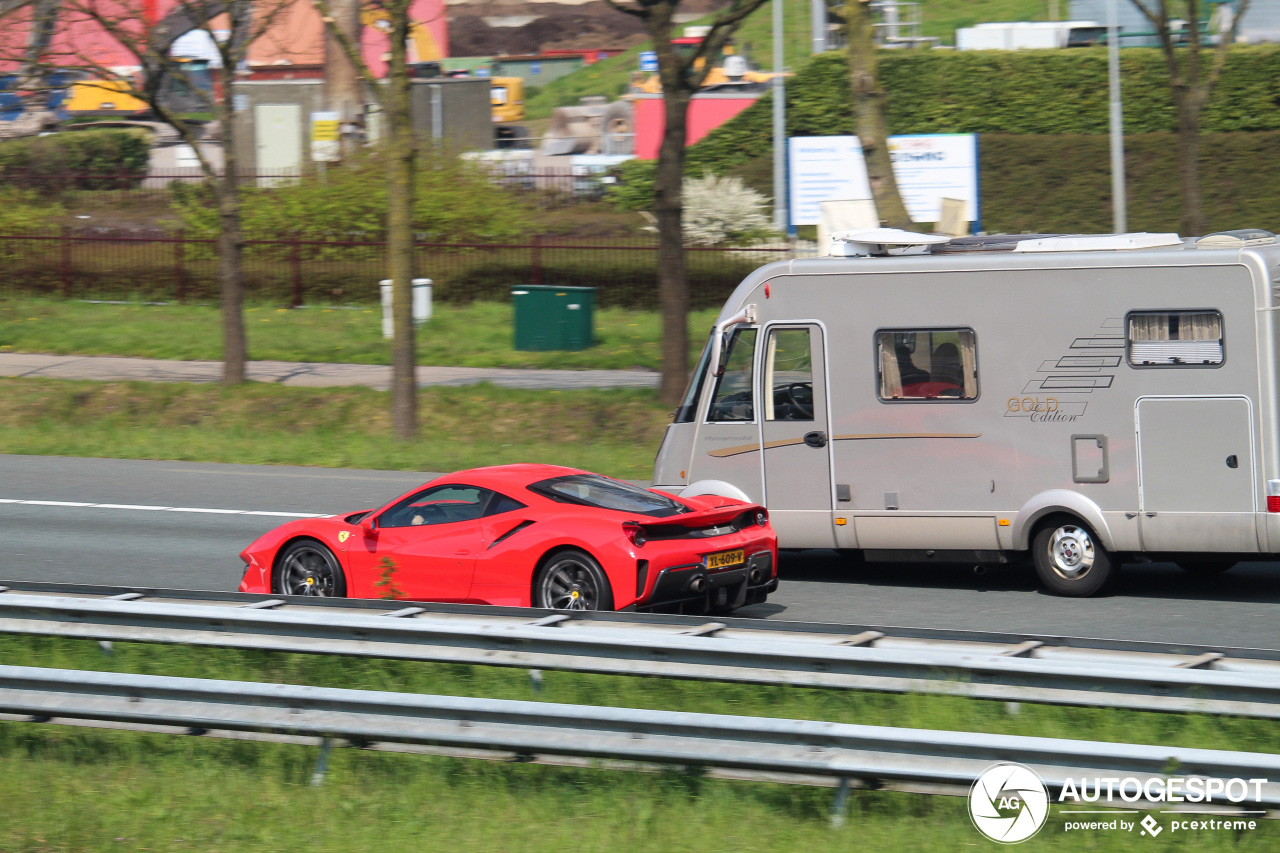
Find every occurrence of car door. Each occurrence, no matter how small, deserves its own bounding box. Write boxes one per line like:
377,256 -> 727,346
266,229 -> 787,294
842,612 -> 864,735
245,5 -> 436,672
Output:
759,323 -> 835,548
349,484 -> 494,601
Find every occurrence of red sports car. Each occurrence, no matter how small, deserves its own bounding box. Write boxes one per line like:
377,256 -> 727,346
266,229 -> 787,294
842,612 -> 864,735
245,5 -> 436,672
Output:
238,463 -> 778,613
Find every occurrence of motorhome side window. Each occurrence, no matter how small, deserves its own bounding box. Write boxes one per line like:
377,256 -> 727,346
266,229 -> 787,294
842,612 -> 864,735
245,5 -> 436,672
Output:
764,327 -> 814,421
707,328 -> 757,421
1127,311 -> 1224,366
876,329 -> 977,401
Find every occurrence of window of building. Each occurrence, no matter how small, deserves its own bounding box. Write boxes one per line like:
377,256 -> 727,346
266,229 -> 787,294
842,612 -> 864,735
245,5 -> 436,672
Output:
876,328 -> 978,401
707,328 -> 758,421
1127,310 -> 1223,366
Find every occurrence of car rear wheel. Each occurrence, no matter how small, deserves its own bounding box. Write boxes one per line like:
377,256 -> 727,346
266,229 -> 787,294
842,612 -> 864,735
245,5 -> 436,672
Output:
274,539 -> 347,597
1031,516 -> 1117,597
534,549 -> 614,611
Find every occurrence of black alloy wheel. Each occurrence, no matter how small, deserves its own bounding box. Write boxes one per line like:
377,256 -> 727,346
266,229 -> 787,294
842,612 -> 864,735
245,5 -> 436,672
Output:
274,540 -> 347,597
535,549 -> 614,611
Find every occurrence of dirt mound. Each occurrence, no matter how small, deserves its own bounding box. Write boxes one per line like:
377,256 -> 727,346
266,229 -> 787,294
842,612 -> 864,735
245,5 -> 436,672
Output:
447,0 -> 727,57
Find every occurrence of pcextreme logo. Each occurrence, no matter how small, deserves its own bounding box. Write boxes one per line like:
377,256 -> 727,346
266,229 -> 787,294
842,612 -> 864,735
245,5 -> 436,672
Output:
969,763 -> 1051,844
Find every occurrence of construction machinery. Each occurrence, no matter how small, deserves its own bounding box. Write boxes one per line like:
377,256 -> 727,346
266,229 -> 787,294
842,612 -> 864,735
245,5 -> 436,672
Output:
539,28 -> 776,156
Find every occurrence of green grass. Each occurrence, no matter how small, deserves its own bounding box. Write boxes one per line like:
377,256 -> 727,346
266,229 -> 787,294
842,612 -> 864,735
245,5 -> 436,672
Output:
0,298 -> 716,371
0,379 -> 671,479
1,635 -> 1277,851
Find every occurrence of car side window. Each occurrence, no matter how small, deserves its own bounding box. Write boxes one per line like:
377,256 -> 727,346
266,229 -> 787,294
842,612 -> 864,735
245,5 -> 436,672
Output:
381,485 -> 493,528
486,493 -> 527,516
707,328 -> 758,422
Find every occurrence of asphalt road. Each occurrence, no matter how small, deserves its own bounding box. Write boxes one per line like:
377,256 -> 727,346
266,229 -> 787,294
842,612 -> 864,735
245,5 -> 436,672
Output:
2,454 -> 1279,649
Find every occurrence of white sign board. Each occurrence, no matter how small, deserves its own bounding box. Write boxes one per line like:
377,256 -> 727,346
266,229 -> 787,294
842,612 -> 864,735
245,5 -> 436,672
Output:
788,136 -> 870,227
789,134 -> 979,227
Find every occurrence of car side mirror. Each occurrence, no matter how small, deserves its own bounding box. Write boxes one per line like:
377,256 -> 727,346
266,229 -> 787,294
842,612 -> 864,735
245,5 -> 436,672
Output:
360,514 -> 378,535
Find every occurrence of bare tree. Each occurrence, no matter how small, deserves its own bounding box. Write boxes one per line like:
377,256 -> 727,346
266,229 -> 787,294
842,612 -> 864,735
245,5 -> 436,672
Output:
1,0 -> 291,384
845,0 -> 909,229
602,0 -> 771,406
313,0 -> 419,439
1129,0 -> 1250,235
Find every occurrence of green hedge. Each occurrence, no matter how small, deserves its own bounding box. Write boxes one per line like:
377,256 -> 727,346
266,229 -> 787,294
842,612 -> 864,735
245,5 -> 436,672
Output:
0,128 -> 152,187
980,132 -> 1280,235
685,46 -> 1280,178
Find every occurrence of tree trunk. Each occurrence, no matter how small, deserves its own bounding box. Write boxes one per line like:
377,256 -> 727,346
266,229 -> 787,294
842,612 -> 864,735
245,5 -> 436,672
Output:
654,86 -> 692,406
846,0 -> 910,229
216,59 -> 246,384
1175,99 -> 1205,236
385,0 -> 418,439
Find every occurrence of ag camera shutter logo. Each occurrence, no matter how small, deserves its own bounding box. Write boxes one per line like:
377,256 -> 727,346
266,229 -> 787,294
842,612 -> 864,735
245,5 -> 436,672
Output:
969,763 -> 1051,844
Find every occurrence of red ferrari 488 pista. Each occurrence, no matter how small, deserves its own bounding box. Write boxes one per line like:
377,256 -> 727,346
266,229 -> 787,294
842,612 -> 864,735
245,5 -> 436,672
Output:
239,464 -> 777,613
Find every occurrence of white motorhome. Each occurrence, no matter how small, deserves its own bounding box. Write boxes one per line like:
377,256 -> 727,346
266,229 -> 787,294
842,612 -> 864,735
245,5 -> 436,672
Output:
651,229 -> 1280,595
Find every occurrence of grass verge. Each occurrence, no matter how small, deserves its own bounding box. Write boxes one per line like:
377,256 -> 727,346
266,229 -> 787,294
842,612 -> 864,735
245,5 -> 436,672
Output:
0,379 -> 671,479
0,298 -> 718,371
1,634 -> 1278,852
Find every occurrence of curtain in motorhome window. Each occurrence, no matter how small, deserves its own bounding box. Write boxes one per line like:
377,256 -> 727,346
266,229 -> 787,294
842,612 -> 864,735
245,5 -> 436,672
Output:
1127,311 -> 1223,366
876,329 -> 977,401
708,328 -> 757,421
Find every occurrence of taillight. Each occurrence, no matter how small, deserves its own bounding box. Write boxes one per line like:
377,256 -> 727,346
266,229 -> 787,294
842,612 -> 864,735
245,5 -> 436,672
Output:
624,521 -> 646,547
1269,481 -> 1280,513
754,509 -> 768,527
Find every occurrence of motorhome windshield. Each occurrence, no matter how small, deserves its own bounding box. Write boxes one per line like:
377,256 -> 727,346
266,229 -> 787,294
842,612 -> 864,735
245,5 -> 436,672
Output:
530,475 -> 690,517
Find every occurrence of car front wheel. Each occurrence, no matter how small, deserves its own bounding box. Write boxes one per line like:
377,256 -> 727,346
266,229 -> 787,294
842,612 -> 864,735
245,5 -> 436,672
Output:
274,539 -> 347,597
1031,517 -> 1116,597
534,549 -> 614,611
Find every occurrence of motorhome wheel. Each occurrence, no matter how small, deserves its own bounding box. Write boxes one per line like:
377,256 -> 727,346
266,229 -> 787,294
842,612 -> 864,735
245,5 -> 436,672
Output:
1031,517 -> 1116,597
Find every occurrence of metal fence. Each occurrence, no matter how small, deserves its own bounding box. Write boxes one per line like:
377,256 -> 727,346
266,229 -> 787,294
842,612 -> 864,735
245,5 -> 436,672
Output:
6,170 -> 629,208
4,582 -> 1280,719
0,228 -> 794,308
6,663 -> 1280,812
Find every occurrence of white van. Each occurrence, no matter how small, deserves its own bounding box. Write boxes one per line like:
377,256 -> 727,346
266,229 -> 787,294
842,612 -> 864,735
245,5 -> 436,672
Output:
651,229 -> 1280,595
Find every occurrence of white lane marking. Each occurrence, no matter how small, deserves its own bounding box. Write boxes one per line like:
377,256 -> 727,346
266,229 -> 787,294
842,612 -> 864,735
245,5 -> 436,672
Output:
0,499 -> 325,518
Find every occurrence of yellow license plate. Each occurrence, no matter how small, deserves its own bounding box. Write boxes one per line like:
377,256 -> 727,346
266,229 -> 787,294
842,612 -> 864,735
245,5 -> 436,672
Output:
706,549 -> 745,570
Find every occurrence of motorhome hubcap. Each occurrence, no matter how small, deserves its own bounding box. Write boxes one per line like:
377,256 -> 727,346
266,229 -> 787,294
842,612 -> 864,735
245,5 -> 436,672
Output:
1049,525 -> 1095,579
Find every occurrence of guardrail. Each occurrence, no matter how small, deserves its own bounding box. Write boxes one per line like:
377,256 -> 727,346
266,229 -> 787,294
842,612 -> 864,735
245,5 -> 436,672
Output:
3,582 -> 1280,719
5,664 -> 1280,812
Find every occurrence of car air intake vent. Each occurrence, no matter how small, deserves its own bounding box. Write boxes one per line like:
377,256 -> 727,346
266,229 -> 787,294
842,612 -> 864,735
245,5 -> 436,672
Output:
642,513 -> 752,541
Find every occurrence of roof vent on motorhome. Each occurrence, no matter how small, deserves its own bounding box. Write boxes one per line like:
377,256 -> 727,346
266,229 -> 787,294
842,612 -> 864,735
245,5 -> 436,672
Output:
1196,229 -> 1277,248
1013,233 -> 1183,253
829,228 -> 951,257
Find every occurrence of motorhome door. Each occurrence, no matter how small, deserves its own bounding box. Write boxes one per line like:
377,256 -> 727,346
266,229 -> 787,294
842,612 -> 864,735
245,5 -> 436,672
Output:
760,324 -> 835,547
1136,396 -> 1259,553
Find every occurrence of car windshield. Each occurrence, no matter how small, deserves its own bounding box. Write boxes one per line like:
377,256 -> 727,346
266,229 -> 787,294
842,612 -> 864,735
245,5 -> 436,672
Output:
530,475 -> 689,517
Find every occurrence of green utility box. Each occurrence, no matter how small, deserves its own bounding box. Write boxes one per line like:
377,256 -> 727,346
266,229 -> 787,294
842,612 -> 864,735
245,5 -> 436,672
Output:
511,285 -> 596,351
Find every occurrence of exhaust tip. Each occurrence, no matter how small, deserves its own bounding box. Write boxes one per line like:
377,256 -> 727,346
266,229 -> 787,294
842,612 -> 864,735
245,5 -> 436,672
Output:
748,567 -> 763,584
689,575 -> 708,594
973,564 -> 987,576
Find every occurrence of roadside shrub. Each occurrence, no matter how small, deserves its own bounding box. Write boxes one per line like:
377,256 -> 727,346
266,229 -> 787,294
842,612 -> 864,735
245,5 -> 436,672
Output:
169,149 -> 533,255
0,128 -> 151,188
682,174 -> 775,246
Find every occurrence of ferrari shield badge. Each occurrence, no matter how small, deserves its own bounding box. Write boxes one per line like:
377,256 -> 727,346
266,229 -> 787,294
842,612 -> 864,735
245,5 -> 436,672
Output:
338,531 -> 350,543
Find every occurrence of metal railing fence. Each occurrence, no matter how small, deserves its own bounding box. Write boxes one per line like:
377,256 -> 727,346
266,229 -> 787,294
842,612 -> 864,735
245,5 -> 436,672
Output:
5,663 -> 1280,811
3,582 -> 1280,719
0,228 -> 794,308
